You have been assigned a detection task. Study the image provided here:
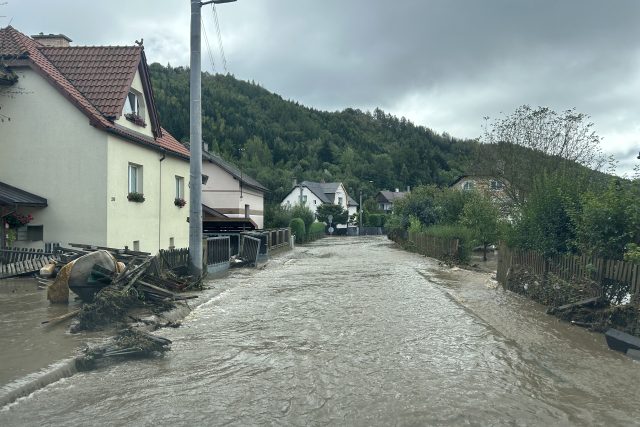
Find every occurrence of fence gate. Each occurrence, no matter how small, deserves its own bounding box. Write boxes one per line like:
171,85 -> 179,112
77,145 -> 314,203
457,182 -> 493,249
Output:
240,235 -> 261,267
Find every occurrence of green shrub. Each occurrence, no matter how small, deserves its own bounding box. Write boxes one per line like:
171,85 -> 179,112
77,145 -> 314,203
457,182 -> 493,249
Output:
291,205 -> 315,232
307,222 -> 326,242
423,224 -> 474,262
289,218 -> 306,243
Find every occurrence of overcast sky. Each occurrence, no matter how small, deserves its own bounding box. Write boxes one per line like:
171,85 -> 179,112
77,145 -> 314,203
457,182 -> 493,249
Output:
4,0 -> 640,175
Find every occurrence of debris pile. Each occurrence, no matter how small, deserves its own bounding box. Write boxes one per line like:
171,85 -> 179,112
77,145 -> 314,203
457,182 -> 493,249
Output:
40,244 -> 199,332
76,328 -> 172,371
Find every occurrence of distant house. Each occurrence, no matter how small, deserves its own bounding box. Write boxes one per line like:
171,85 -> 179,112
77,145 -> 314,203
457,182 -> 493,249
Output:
0,27 -> 190,252
202,151 -> 268,230
376,189 -> 408,213
280,181 -> 354,227
450,175 -> 512,216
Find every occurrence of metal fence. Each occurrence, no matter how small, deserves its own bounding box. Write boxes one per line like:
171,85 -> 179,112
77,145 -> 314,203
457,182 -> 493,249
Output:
205,236 -> 231,274
240,235 -> 261,266
497,245 -> 640,301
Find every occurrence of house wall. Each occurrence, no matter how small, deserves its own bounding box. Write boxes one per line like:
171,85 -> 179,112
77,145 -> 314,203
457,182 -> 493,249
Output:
332,184 -> 349,211
105,134 -> 190,253
114,69 -> 154,138
281,187 -> 324,216
0,68 -> 109,249
201,161 -> 264,229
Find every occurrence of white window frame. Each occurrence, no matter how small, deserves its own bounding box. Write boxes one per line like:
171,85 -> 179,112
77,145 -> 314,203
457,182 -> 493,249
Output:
128,163 -> 143,193
175,176 -> 185,199
338,197 -> 343,205
124,89 -> 145,118
462,181 -> 475,191
490,180 -> 503,191
302,195 -> 308,203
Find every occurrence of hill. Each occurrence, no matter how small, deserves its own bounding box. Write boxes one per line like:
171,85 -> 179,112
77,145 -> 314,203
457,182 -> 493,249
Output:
149,63 -> 478,202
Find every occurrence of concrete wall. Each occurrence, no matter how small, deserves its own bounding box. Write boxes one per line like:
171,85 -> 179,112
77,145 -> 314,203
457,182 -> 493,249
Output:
106,135 -> 190,253
201,161 -> 264,229
0,67 -> 109,249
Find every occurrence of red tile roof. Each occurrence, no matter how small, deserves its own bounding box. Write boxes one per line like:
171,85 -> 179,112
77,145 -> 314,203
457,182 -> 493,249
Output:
0,26 -> 186,158
40,46 -> 142,119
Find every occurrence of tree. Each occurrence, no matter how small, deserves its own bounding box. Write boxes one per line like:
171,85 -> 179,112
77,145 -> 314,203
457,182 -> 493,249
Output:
315,204 -> 348,225
460,193 -> 500,261
573,179 -> 638,260
290,204 -> 315,232
481,105 -> 604,206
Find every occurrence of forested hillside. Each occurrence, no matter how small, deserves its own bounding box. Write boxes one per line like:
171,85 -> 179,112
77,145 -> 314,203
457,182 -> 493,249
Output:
149,63 -> 477,202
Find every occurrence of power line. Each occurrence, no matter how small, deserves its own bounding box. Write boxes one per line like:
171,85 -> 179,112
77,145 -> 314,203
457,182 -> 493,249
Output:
211,3 -> 228,73
201,17 -> 216,73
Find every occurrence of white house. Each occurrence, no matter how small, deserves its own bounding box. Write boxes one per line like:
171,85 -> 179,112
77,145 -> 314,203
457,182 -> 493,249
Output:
280,181 -> 355,227
202,151 -> 267,230
0,27 -> 190,253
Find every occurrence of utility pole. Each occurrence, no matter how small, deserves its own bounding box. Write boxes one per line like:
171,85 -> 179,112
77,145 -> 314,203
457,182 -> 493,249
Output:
359,190 -> 363,235
189,0 -> 236,276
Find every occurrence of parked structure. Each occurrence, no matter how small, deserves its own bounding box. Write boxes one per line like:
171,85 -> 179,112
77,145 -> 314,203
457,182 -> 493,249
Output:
0,27 -> 190,253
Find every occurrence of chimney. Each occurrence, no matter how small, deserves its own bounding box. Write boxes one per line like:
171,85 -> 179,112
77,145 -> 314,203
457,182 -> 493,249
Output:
32,33 -> 72,47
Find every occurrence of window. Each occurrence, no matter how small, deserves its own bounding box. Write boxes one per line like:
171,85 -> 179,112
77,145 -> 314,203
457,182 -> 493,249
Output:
302,195 -> 307,203
133,240 -> 140,251
175,176 -> 184,199
169,237 -> 175,249
128,163 -> 143,193
124,90 -> 144,116
313,200 -> 317,205
490,180 -> 503,191
27,225 -> 43,241
338,197 -> 343,205
123,90 -> 146,126
462,181 -> 475,191
245,204 -> 250,218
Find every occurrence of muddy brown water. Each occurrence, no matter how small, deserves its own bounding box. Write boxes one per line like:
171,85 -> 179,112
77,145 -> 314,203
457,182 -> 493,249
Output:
1,236 -> 638,426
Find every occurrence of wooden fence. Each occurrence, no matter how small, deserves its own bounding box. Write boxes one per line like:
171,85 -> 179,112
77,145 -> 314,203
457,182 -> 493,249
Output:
0,248 -> 57,279
497,245 -> 640,300
407,231 -> 460,261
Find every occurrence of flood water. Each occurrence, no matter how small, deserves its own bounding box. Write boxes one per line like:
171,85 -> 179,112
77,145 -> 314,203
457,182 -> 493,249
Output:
1,236 -> 639,426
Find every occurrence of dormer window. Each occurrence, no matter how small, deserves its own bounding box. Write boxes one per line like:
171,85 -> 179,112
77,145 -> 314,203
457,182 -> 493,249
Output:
123,89 -> 146,127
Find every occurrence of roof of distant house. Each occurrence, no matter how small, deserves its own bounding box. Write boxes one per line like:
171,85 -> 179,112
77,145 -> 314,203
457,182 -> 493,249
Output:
202,150 -> 268,192
0,181 -> 47,207
347,195 -> 358,207
0,26 -> 188,158
449,175 -> 504,187
377,190 -> 408,203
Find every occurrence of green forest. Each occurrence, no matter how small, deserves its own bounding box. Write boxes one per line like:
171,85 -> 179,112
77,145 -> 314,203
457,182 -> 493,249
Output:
149,63 -> 477,204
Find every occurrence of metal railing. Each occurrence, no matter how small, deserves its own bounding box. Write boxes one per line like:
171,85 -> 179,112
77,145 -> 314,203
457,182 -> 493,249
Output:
205,236 -> 231,273
239,235 -> 261,266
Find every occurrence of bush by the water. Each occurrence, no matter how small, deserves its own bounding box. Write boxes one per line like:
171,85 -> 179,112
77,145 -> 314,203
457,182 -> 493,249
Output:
289,218 -> 306,243
423,224 -> 474,263
307,222 -> 326,240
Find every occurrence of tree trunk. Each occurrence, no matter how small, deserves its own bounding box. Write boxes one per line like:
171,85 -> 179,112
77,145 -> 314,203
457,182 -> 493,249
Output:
483,243 -> 488,261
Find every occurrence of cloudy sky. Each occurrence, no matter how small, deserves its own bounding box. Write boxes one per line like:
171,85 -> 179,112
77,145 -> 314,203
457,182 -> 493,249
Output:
4,0 -> 640,174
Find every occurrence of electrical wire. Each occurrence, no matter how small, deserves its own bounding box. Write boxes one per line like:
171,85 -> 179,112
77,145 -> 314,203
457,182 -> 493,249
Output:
211,3 -> 228,73
201,16 -> 216,73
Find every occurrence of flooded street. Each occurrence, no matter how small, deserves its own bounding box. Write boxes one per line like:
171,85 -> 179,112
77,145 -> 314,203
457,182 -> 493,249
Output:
1,236 -> 639,426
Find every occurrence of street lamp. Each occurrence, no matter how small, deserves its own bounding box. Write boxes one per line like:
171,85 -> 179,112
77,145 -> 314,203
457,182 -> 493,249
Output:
189,0 -> 237,276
